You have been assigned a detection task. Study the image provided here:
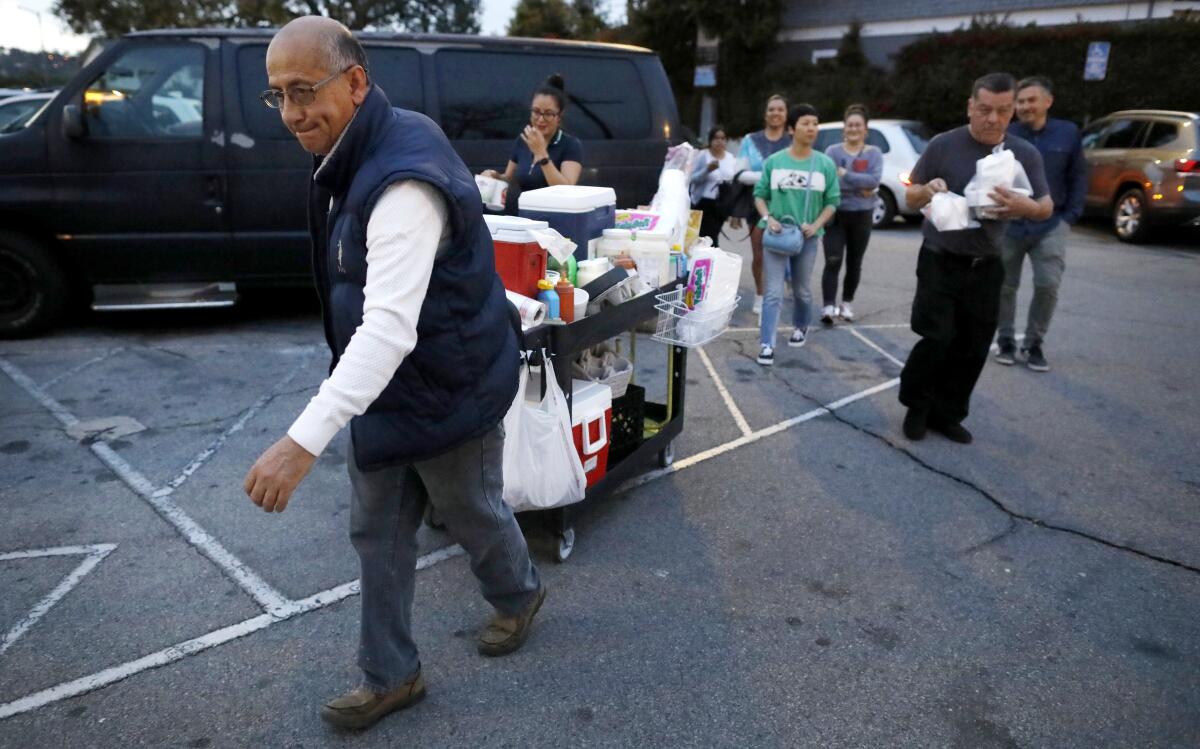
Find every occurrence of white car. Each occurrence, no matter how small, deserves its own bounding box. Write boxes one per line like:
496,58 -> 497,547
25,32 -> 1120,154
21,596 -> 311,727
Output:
815,119 -> 931,228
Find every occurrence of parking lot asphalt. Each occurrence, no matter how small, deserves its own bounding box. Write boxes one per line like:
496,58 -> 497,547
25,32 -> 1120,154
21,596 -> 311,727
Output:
1,222 -> 1198,748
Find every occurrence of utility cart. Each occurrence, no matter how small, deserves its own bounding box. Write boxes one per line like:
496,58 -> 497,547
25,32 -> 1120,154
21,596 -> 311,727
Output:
519,282 -> 688,562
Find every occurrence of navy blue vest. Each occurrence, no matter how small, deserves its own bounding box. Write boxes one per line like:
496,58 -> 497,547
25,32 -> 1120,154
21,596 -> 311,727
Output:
309,86 -> 519,471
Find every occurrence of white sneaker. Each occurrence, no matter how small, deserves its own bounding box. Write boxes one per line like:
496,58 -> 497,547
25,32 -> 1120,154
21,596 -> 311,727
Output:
788,328 -> 807,348
752,295 -> 763,315
820,305 -> 837,325
839,302 -> 854,322
756,344 -> 774,366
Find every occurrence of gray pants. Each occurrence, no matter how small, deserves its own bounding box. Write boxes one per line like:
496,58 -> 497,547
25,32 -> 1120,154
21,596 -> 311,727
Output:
346,423 -> 540,691
997,221 -> 1068,348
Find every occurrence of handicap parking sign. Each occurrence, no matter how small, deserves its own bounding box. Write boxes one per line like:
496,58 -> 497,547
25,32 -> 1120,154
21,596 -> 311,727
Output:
1084,41 -> 1110,81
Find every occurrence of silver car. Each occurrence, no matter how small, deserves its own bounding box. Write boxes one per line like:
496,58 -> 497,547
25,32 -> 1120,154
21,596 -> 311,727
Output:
1081,109 -> 1200,242
815,119 -> 932,229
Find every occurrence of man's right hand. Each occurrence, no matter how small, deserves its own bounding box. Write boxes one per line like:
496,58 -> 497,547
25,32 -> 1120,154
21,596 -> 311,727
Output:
481,169 -> 502,180
926,178 -> 949,197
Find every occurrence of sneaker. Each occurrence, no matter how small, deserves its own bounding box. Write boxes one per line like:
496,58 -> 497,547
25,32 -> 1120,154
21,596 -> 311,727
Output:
1024,345 -> 1050,372
479,584 -> 547,657
321,671 -> 426,730
839,301 -> 855,322
788,328 -> 807,348
994,339 -> 1017,366
757,344 -> 775,366
929,417 -> 973,444
903,407 -> 928,441
820,305 -> 837,325
752,295 -> 763,315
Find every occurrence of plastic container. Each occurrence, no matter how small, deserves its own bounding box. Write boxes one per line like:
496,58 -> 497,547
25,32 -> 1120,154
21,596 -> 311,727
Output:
555,278 -> 575,323
483,214 -> 549,298
576,258 -> 612,289
474,174 -> 508,212
570,380 -> 613,488
536,279 -> 560,320
573,287 -> 590,321
519,185 -> 617,262
596,228 -> 632,260
652,287 -> 740,348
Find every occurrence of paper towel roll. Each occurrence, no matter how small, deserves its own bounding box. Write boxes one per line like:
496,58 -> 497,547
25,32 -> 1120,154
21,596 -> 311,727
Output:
505,290 -> 547,328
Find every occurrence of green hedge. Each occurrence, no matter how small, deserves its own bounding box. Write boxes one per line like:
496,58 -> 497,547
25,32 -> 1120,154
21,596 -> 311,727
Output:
890,18 -> 1200,132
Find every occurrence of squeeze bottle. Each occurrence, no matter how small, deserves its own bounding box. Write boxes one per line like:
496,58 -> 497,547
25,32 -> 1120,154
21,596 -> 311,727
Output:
536,279 -> 560,320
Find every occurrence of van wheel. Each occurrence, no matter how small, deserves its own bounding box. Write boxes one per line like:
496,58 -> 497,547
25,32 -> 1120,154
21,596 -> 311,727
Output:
872,189 -> 898,229
1113,188 -> 1151,243
0,232 -> 69,339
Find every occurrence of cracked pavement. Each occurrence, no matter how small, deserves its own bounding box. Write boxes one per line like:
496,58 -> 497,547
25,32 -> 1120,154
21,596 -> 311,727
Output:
0,222 -> 1198,747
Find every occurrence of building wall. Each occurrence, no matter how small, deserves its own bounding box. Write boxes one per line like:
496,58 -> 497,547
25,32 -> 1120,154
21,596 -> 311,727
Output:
778,1 -> 1200,68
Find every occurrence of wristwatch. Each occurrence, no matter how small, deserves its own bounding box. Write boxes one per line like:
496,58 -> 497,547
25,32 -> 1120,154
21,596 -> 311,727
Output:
536,156 -> 551,168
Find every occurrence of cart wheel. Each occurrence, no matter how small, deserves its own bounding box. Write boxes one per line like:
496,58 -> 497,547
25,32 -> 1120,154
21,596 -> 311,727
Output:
658,442 -> 675,468
555,528 -> 576,563
423,504 -> 446,531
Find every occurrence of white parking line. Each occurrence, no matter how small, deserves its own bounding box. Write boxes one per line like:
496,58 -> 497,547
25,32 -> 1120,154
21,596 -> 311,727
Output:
0,544 -> 117,655
723,322 -> 911,334
40,347 -> 126,390
0,544 -> 466,720
845,327 -> 905,369
0,356 -> 292,615
696,346 -> 753,437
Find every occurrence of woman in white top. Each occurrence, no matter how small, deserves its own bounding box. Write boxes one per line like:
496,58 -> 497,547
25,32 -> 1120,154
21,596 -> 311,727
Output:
689,125 -> 738,247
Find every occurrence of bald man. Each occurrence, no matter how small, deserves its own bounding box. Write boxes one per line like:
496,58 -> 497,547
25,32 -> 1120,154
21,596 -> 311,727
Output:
243,17 -> 544,731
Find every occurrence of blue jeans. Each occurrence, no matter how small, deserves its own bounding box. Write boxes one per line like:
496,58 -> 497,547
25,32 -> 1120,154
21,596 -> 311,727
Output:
760,235 -> 820,347
346,423 -> 540,691
998,221 -> 1068,348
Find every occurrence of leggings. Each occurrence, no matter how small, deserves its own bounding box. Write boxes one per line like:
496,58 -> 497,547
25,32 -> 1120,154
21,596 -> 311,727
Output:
695,197 -> 726,247
821,209 -> 874,306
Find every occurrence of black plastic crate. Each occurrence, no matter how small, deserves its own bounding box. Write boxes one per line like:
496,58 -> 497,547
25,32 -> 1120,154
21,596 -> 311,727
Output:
608,383 -> 645,465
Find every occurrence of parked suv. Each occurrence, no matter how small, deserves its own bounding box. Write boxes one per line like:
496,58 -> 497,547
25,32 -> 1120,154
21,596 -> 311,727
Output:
1081,109 -> 1200,242
0,29 -> 680,337
814,119 -> 931,229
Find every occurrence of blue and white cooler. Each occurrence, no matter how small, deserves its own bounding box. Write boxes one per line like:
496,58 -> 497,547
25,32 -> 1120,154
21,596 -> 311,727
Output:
518,185 -> 616,262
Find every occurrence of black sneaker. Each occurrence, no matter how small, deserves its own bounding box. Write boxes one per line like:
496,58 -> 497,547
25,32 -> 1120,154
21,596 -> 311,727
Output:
1024,345 -> 1049,372
757,344 -> 775,366
929,417 -> 973,444
903,407 -> 928,441
994,339 -> 1016,365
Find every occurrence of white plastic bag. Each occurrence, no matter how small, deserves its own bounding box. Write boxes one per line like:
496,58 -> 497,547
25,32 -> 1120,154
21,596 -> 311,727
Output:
502,355 -> 587,512
923,191 -> 972,231
964,146 -> 1033,218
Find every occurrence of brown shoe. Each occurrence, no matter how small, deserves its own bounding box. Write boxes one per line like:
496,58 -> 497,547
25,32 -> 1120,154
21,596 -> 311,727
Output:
477,584 -> 547,657
320,671 -> 425,731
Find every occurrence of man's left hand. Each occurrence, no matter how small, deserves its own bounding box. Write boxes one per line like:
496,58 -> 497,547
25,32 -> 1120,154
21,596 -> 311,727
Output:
988,186 -> 1038,219
244,436 -> 317,514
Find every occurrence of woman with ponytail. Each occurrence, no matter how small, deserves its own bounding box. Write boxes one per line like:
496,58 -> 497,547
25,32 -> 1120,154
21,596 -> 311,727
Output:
482,74 -> 584,213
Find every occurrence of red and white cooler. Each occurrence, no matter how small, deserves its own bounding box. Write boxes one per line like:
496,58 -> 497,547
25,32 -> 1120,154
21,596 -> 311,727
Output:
570,380 -> 613,488
483,214 -> 549,299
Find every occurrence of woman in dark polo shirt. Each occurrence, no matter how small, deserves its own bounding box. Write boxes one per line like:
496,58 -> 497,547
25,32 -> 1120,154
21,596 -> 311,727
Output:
482,74 -> 584,213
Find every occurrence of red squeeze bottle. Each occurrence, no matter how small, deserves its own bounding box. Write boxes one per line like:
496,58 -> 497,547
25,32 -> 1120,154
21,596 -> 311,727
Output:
555,278 -> 575,323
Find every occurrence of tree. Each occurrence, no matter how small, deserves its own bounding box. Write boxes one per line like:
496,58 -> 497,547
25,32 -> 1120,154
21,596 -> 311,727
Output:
507,0 -> 608,39
53,0 -> 481,36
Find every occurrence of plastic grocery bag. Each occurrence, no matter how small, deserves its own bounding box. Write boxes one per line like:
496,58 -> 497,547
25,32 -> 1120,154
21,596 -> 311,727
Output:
964,145 -> 1033,218
502,354 -> 587,512
923,191 -> 973,231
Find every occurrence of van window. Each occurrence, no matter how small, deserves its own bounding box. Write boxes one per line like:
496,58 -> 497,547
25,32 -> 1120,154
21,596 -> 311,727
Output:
436,50 -> 651,140
1098,119 -> 1147,149
1143,121 -> 1179,149
236,45 -> 423,139
83,44 -> 204,139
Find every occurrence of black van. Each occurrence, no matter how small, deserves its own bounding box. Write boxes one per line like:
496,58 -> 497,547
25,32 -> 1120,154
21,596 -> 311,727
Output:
0,29 -> 681,337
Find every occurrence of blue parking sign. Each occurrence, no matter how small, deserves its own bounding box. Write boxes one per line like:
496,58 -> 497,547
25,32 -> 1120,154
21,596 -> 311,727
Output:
1084,41 -> 1110,81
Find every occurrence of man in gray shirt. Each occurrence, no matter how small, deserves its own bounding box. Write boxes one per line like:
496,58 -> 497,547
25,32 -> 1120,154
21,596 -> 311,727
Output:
900,73 -> 1053,444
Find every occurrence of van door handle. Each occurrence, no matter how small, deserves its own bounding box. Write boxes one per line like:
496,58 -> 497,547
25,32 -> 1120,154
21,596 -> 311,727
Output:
203,174 -> 225,216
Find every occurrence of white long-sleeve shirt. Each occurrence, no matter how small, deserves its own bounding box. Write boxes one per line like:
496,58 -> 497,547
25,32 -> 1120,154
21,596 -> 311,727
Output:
287,180 -> 449,456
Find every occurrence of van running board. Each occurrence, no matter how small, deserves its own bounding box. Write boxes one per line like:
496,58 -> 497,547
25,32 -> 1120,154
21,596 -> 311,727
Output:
91,283 -> 238,311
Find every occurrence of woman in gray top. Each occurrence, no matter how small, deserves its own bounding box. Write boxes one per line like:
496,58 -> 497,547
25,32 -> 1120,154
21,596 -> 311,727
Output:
821,104 -> 883,323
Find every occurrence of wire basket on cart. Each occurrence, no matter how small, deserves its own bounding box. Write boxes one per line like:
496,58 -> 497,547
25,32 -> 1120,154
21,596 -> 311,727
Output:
651,288 -> 740,348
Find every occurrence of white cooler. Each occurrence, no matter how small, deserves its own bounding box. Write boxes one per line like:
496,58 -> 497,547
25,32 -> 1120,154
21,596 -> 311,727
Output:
518,185 -> 617,262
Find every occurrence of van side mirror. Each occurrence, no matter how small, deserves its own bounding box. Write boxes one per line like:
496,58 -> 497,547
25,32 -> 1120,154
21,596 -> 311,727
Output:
62,104 -> 85,139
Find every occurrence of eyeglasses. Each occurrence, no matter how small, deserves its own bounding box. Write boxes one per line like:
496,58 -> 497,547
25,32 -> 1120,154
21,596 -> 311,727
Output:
260,66 -> 355,109
530,108 -> 560,121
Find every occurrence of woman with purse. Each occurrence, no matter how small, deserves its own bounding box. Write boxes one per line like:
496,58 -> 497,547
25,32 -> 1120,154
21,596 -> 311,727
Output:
753,104 -> 841,366
689,125 -> 737,247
